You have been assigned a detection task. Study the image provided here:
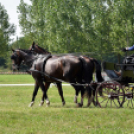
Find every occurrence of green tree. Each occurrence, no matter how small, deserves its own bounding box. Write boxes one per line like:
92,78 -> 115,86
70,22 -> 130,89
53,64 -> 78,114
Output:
11,36 -> 33,49
0,3 -> 15,56
0,3 -> 16,71
17,0 -> 134,61
18,0 -> 97,53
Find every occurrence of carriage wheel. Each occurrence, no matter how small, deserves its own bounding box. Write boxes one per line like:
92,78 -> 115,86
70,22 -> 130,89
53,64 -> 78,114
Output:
95,82 -> 125,108
123,87 -> 134,108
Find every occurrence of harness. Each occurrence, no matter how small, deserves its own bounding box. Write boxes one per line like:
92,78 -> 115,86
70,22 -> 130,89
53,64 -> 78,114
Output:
42,55 -> 52,72
30,68 -> 94,88
30,54 -> 52,78
29,56 -> 95,89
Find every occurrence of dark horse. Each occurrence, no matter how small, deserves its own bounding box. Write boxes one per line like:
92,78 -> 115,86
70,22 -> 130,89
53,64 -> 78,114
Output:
11,48 -> 103,107
29,42 -> 104,106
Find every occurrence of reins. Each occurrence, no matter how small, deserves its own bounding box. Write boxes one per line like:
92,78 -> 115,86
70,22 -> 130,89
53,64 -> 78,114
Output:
13,49 -> 96,89
22,54 -> 39,66
29,69 -> 96,90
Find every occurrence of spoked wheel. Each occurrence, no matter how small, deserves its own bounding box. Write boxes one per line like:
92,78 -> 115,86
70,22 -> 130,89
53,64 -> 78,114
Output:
123,86 -> 134,108
95,82 -> 125,108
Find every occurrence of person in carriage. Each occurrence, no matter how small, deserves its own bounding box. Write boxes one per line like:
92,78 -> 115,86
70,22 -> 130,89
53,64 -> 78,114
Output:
122,45 -> 134,64
111,45 -> 134,78
102,45 -> 134,80
122,45 -> 134,52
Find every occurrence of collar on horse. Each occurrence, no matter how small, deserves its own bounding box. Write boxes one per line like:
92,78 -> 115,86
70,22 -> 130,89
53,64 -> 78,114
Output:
42,54 -> 52,72
30,54 -> 52,73
29,55 -> 94,88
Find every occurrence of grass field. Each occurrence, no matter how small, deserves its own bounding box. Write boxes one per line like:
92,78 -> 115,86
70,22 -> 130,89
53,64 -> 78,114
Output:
0,75 -> 34,84
0,75 -> 134,134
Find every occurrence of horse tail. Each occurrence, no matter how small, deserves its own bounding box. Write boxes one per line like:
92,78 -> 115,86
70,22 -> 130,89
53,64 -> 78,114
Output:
79,57 -> 104,106
78,57 -> 89,83
92,59 -> 104,82
79,56 -> 103,82
78,56 -> 95,102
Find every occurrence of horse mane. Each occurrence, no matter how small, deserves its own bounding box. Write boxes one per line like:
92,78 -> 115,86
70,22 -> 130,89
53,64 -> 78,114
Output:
18,49 -> 35,55
35,45 -> 51,54
18,48 -> 50,58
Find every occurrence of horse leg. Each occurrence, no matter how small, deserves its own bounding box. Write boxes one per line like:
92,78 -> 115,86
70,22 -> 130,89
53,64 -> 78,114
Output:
38,81 -> 50,107
86,82 -> 94,107
29,81 -> 39,107
75,76 -> 86,107
83,74 -> 93,107
56,83 -> 66,106
91,84 -> 98,107
63,72 -> 82,107
87,88 -> 97,107
70,83 -> 80,103
39,82 -> 51,106
76,84 -> 86,107
74,90 -> 79,103
69,76 -> 85,107
87,88 -> 93,107
77,89 -> 85,107
70,82 -> 84,108
92,89 -> 97,106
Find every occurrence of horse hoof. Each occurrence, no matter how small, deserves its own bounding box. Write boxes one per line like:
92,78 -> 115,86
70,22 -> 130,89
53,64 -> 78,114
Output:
29,102 -> 34,107
87,104 -> 90,107
76,103 -> 83,108
74,100 -> 77,103
87,103 -> 91,107
62,101 -> 65,106
74,96 -> 77,103
93,101 -> 98,107
46,102 -> 50,107
39,101 -> 44,106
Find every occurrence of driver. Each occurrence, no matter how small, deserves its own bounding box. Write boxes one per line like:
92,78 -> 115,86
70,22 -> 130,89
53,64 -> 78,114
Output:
122,45 -> 134,51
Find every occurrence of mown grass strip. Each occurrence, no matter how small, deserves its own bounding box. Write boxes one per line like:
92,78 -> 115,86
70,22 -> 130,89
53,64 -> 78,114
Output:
0,85 -> 134,134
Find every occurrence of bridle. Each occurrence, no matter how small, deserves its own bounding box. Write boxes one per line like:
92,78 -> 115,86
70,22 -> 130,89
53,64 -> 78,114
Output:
22,54 -> 39,66
11,50 -> 39,69
11,49 -> 96,88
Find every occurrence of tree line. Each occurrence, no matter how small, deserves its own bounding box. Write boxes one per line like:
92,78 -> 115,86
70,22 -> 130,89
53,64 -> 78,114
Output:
0,0 -> 134,70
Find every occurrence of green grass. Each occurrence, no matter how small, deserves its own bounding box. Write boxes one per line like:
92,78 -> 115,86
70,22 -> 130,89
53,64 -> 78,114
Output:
0,75 -> 134,133
0,75 -> 34,84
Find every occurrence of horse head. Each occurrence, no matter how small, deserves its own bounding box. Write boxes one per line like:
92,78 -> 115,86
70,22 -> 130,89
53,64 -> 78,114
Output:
29,42 -> 51,55
11,49 -> 35,70
11,49 -> 23,70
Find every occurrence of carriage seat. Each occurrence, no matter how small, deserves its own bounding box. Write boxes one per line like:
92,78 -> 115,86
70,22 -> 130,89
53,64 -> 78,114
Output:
105,70 -> 119,79
102,62 -> 124,82
102,61 -> 134,83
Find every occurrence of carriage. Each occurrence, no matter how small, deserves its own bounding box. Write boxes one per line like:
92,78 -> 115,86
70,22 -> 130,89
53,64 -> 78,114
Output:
95,54 -> 134,108
11,43 -> 134,108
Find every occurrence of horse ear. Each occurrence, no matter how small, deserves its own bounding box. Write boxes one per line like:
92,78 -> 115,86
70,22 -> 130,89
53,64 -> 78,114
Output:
32,42 -> 35,47
11,48 -> 15,52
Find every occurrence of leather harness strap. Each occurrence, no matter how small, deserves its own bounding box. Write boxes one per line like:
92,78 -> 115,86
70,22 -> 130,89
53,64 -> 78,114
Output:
42,54 -> 52,72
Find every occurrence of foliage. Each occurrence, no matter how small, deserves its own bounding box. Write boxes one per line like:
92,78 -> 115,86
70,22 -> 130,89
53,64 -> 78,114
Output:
11,36 -> 33,49
2,0 -> 134,69
0,3 -> 16,69
17,0 -> 134,56
0,3 -> 15,56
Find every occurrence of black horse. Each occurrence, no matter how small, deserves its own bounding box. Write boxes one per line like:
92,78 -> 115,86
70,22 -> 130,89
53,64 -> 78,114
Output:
11,48 -> 103,107
29,42 -> 104,106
